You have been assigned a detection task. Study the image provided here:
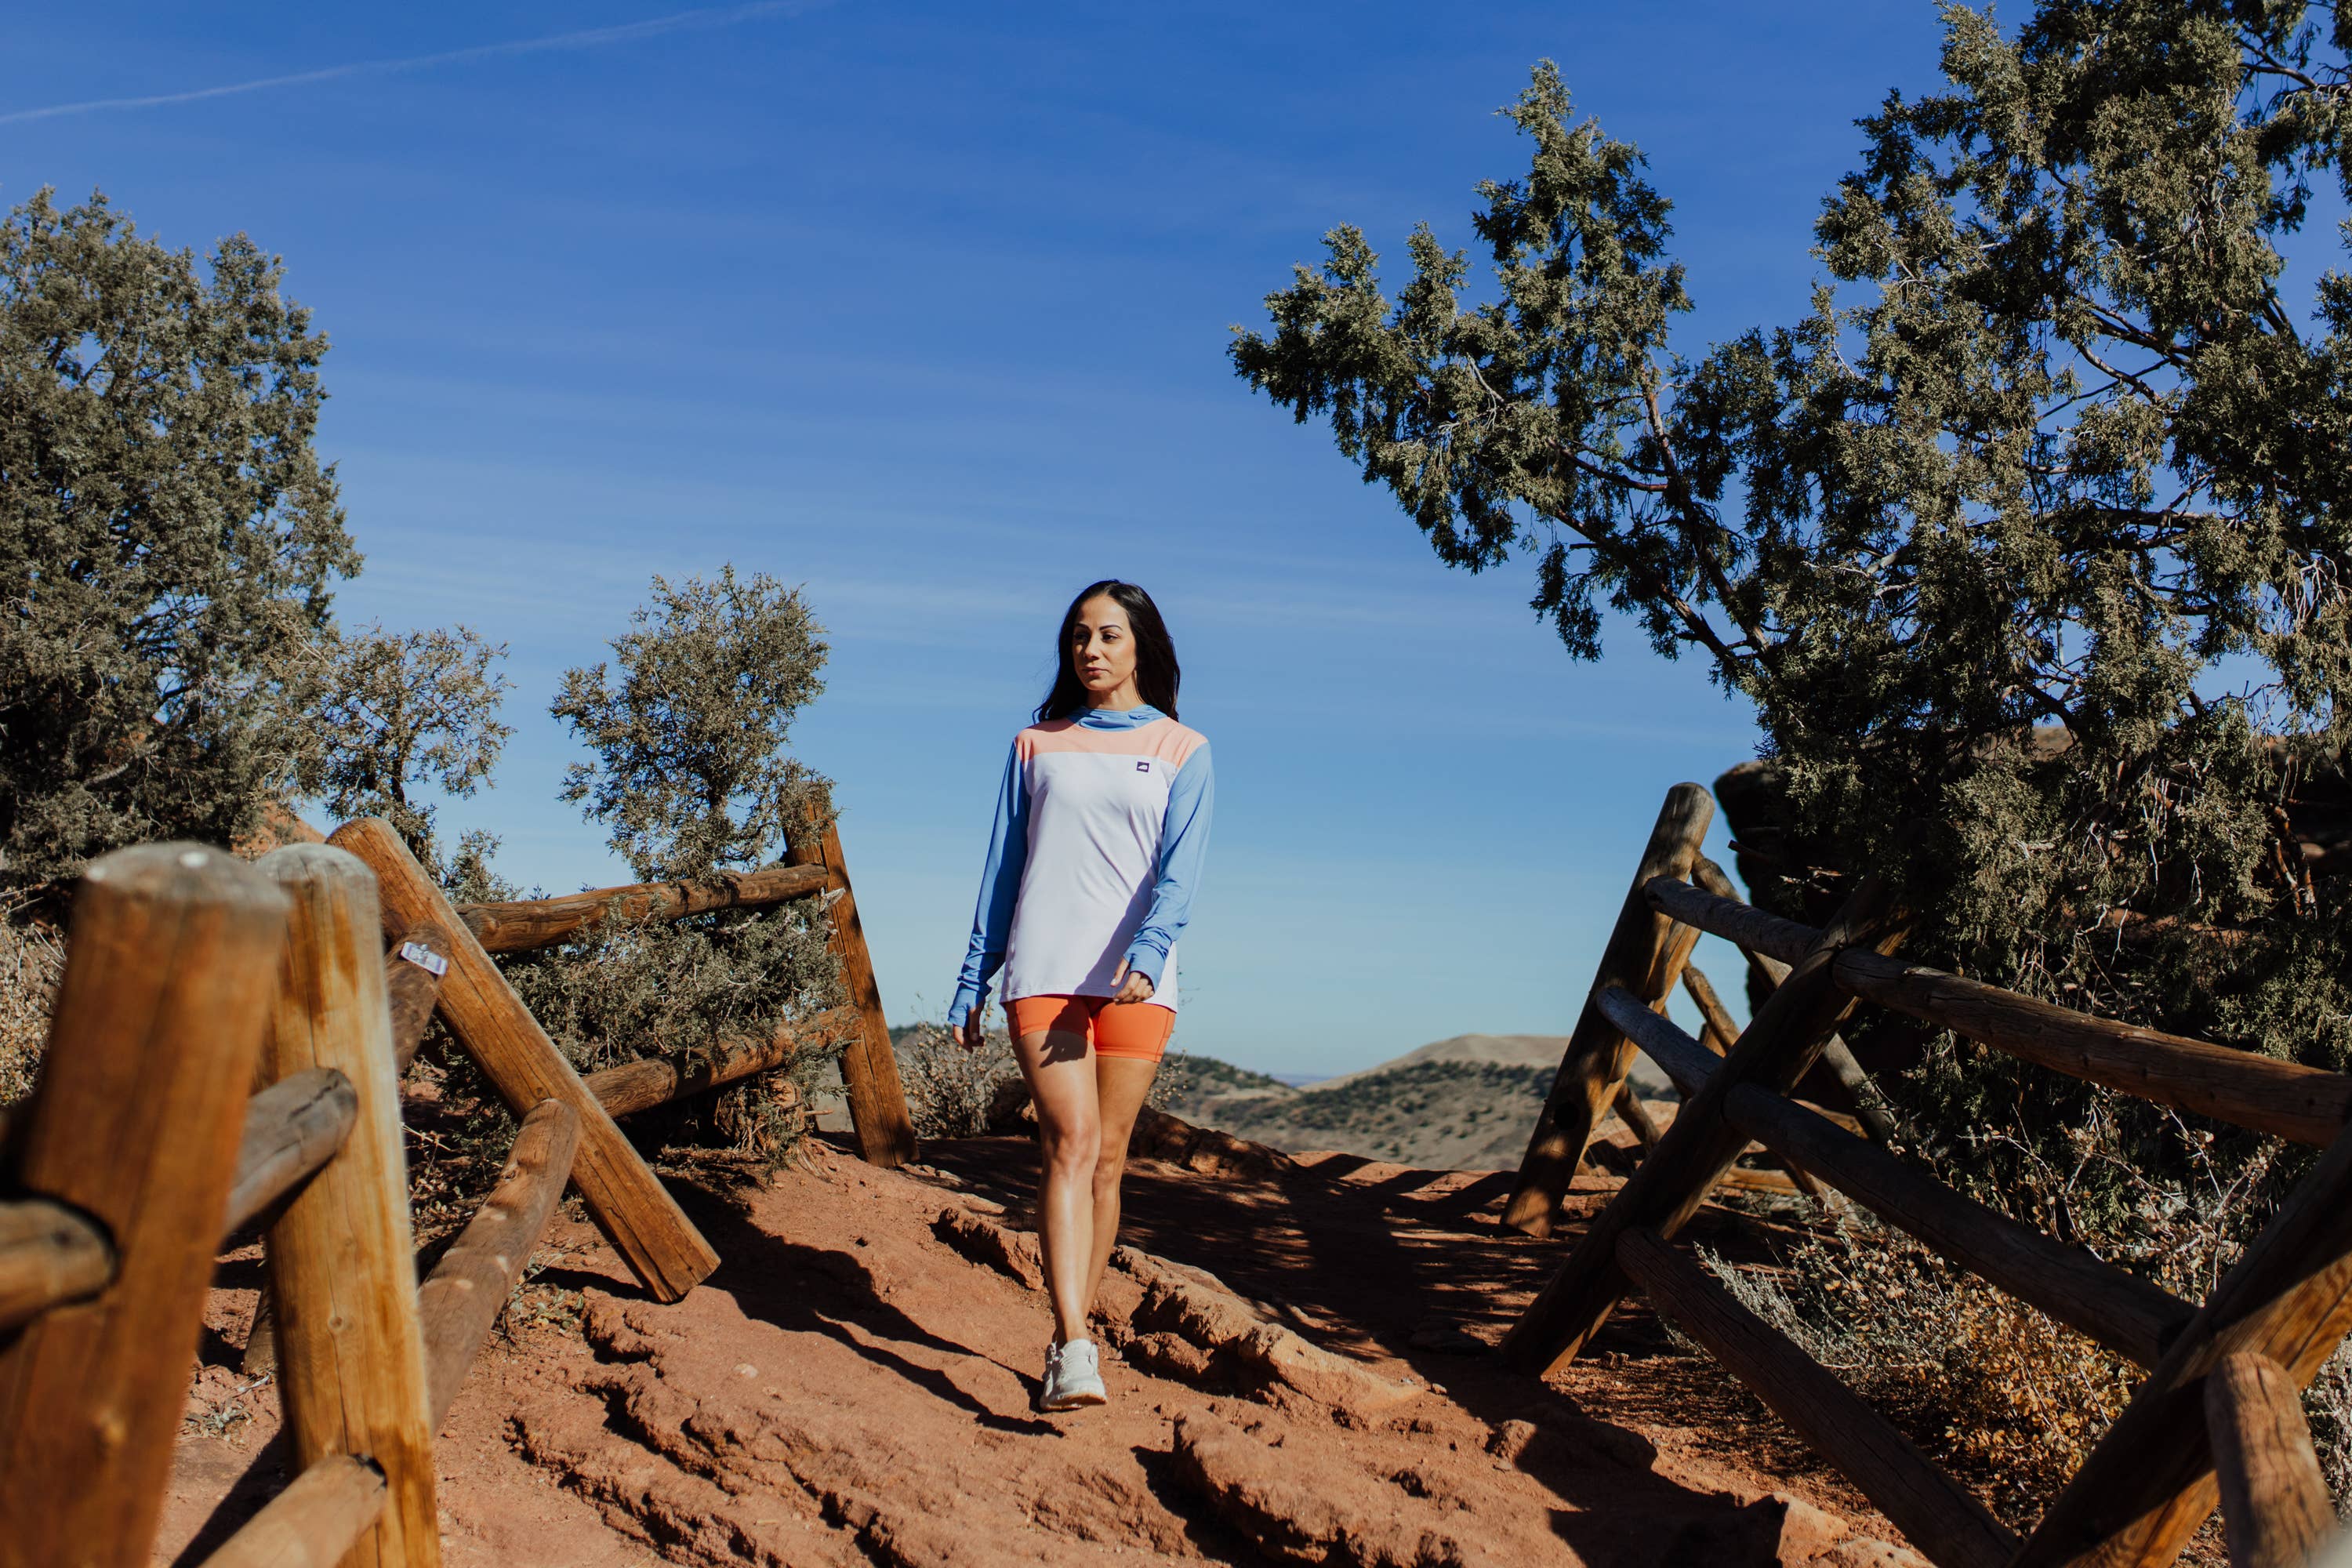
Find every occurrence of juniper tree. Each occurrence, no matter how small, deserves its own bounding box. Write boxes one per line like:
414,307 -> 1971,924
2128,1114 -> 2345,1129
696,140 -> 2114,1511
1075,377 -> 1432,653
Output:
299,622 -> 514,877
0,189 -> 354,884
1233,7 -> 2352,1188
522,568 -> 848,1159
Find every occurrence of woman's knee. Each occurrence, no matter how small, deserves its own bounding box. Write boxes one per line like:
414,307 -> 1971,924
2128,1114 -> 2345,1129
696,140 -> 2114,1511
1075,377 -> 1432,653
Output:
1039,1116 -> 1102,1177
1091,1148 -> 1127,1197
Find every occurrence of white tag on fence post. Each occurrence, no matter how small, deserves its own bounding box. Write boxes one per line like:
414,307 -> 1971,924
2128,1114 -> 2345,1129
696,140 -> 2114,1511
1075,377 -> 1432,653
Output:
398,942 -> 450,977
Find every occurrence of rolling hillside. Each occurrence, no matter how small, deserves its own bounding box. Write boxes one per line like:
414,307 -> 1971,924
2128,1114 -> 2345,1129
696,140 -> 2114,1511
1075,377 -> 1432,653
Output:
1160,1033 -> 1674,1171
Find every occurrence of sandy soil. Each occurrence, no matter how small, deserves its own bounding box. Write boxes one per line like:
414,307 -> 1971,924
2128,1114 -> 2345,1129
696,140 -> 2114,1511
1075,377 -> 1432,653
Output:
153,1128 -> 1924,1567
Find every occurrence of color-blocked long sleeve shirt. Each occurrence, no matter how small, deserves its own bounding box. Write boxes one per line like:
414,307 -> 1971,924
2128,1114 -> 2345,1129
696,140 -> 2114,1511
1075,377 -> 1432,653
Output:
949,704 -> 1212,1020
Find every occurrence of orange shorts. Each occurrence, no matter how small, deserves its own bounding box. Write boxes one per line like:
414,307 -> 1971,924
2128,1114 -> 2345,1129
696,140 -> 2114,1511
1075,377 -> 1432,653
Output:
1005,994 -> 1175,1062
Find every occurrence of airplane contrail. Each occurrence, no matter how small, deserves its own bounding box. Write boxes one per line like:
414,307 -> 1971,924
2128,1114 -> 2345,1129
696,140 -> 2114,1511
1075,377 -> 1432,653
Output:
0,1 -> 824,127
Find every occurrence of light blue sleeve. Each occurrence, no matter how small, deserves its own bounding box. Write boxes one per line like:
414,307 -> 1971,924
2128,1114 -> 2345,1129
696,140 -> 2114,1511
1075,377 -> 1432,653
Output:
1122,743 -> 1213,989
949,742 -> 1028,1022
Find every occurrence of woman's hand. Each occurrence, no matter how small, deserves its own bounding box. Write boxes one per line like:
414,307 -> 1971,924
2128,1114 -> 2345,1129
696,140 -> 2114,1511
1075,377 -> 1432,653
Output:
1109,959 -> 1155,1005
951,1002 -> 988,1050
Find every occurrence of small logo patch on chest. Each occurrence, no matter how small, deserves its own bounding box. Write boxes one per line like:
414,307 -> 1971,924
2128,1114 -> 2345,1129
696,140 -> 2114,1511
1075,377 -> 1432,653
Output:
1135,760 -> 1152,773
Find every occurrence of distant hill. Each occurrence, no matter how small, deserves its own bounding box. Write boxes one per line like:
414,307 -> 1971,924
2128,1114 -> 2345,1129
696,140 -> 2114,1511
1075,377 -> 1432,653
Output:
1160,1033 -> 1673,1172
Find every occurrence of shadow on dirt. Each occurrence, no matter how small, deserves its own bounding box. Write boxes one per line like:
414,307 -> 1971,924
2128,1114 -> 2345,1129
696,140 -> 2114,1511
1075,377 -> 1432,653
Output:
674,1179 -> 1062,1437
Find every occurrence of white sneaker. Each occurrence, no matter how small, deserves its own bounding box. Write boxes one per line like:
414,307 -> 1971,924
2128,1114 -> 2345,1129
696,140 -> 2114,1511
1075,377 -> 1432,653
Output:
1040,1338 -> 1107,1410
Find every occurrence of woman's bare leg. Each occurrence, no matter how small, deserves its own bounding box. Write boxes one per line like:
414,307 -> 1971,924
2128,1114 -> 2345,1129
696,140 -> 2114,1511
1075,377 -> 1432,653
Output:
1084,1054 -> 1161,1319
1014,1028 -> 1100,1344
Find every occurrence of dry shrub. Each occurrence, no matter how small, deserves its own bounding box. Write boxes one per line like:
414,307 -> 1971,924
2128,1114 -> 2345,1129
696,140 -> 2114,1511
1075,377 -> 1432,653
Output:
0,910 -> 63,1109
896,1020 -> 1197,1141
898,1022 -> 1020,1139
1707,1096 -> 2341,1534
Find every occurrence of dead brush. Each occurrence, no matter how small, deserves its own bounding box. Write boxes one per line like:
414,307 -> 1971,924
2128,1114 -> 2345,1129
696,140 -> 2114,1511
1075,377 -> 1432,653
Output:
898,1022 -> 1019,1138
896,1018 -> 1195,1141
0,908 -> 63,1110
1704,1095 -> 2348,1544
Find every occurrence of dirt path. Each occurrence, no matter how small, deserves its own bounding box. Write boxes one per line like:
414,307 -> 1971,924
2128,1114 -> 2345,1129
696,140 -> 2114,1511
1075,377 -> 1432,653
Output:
155,1132 -> 1922,1567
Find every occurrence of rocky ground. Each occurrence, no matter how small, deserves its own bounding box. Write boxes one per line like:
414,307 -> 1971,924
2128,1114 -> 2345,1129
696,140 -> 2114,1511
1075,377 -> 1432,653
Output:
154,1120 -> 1922,1568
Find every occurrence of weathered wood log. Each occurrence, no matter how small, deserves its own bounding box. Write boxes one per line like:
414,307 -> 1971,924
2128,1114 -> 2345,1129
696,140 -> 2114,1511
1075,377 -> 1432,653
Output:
1646,873 -> 1815,965
1681,861 -> 1907,1145
0,844 -> 288,1568
1505,880 -> 1901,1374
1595,986 -> 1719,1098
1835,949 -> 2352,1148
1682,963 -> 1740,1053
1662,967 -> 1830,1202
1654,873 -> 2352,1147
419,1098 -> 581,1425
223,1068 -> 358,1238
197,1454 -> 387,1568
329,817 -> 717,1302
254,844 -> 440,1568
2204,1351 -> 2334,1568
455,862 -> 829,954
784,817 -> 917,1169
1504,784 -> 1715,1236
581,1006 -> 854,1118
384,918 -> 452,1074
1609,1083 -> 1661,1149
1723,1083 -> 2194,1369
1615,1227 -> 2019,1568
2012,1109 -> 2352,1565
0,1199 -> 112,1333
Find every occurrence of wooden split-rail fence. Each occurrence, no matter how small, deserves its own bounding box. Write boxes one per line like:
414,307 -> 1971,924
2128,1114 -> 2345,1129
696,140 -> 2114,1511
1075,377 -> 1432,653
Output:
0,814 -> 915,1568
1501,783 -> 2352,1568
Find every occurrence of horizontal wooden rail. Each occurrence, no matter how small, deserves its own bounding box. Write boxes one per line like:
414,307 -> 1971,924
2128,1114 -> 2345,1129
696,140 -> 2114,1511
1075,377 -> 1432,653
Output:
1723,1084 -> 2194,1369
1645,876 -> 1816,966
1593,985 -> 1719,1098
580,1006 -> 855,1118
198,1454 -> 386,1568
0,1199 -> 113,1332
223,1068 -> 358,1238
1833,950 -> 2352,1149
1644,875 -> 2352,1147
1595,987 -> 2191,1366
419,1099 -> 582,1425
456,862 -> 830,955
1615,1226 -> 2020,1568
2205,1350 -> 2334,1568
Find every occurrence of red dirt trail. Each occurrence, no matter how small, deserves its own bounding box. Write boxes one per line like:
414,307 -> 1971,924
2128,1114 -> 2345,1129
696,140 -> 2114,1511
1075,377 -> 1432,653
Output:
154,1127 -> 1925,1567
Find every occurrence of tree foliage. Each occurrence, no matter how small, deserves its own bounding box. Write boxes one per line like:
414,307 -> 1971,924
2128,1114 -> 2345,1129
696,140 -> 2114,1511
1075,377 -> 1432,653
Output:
518,568 -> 846,1161
554,566 -> 833,882
299,622 -> 514,877
0,189 -> 354,883
1233,9 -> 2352,1098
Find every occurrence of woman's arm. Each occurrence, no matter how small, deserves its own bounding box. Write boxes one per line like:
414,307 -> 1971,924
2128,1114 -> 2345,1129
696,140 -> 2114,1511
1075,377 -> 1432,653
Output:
949,742 -> 1029,1033
1120,743 -> 1213,994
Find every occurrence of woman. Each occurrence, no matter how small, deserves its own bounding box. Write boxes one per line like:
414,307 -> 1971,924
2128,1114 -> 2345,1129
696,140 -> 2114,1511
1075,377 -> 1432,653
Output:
949,579 -> 1213,1411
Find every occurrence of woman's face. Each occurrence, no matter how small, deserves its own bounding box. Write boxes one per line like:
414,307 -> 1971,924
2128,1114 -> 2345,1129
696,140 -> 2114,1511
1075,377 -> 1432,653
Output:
1070,593 -> 1138,702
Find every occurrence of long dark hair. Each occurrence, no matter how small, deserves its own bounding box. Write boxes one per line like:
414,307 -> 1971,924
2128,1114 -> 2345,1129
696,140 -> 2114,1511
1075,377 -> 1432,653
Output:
1036,579 -> 1181,722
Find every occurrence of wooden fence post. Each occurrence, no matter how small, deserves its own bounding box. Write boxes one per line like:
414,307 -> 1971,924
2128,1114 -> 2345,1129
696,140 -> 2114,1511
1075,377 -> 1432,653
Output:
1503,784 -> 1714,1236
0,844 -> 288,1568
255,844 -> 440,1568
2204,1351 -> 2334,1568
786,814 -> 917,1168
328,818 -> 718,1302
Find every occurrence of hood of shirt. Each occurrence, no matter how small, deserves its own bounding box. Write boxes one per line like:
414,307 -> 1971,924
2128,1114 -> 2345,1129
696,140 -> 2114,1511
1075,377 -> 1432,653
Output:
1074,703 -> 1165,731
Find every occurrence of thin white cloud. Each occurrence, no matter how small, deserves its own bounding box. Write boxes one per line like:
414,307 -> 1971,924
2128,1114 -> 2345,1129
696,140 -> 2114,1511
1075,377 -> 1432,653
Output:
0,1 -> 826,126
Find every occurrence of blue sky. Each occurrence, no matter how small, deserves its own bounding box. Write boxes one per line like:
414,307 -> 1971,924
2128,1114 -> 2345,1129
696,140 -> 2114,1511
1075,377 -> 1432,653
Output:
13,2 -> 1956,1074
